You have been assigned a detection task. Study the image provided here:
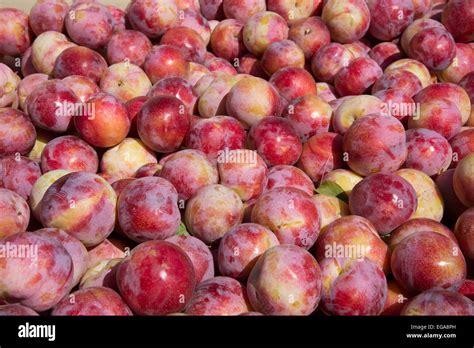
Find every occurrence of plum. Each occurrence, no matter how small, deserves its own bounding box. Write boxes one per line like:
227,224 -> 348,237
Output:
401,290 -> 474,316
34,227 -> 89,287
52,287 -> 132,316
226,76 -> 281,128
166,235 -> 214,283
0,8 -> 31,56
159,149 -> 218,201
117,240 -> 196,315
185,184 -> 244,245
298,132 -> 344,183
218,223 -> 279,280
349,173 -> 417,235
343,115 -> 407,176
118,177 -> 180,242
0,108 -> 36,156
53,46 -> 108,83
217,149 -> 268,202
100,138 -> 157,180
0,232 -> 73,312
106,30 -> 152,67
39,172 -> 117,247
251,187 -> 320,249
100,62 -> 152,103
242,11 -> 289,57
74,92 -> 130,148
248,116 -> 302,167
185,116 -> 246,159
265,165 -> 315,197
405,128 -> 452,176
391,231 -> 466,294
247,245 -> 321,315
65,1 -> 113,49
0,155 -> 41,200
315,215 -> 390,273
41,135 -> 99,173
322,0 -> 370,43
319,257 -> 387,316
184,276 -> 249,315
0,188 -> 29,239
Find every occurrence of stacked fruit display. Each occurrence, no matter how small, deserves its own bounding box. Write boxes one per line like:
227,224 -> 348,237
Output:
0,0 -> 473,316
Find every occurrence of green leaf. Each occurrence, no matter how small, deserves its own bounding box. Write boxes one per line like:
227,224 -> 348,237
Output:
315,181 -> 349,203
176,222 -> 190,236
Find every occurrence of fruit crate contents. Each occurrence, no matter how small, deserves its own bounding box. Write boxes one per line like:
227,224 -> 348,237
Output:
0,0 -> 473,317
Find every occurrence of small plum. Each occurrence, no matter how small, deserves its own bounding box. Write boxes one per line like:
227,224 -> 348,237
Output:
137,96 -> 190,153
117,177 -> 180,242
270,67 -> 317,104
117,241 -> 196,315
311,43 -> 354,84
405,128 -> 452,176
408,27 -> 456,71
26,80 -> 78,133
251,187 -> 320,249
226,76 -> 281,128
343,115 -> 407,176
53,46 -> 108,83
52,287 -> 132,316
100,62 -> 152,103
0,188 -> 29,239
185,116 -> 246,159
184,276 -> 249,315
0,108 -> 36,156
143,45 -> 188,84
349,173 -> 418,235
185,184 -> 244,245
41,135 -> 99,173
247,245 -> 322,315
0,232 -> 73,311
100,138 -> 157,179
401,289 -> 474,316
334,57 -> 383,97
166,235 -> 214,283
0,9 -> 31,57
65,1 -> 113,49
29,0 -> 69,36
391,231 -> 466,294
261,40 -> 305,77
242,11 -> 289,57
297,132 -> 344,183
287,17 -> 330,59
218,223 -> 279,280
217,149 -> 268,201
319,257 -> 387,316
74,92 -> 130,148
0,155 -> 41,200
321,0 -> 370,43
106,30 -> 152,67
265,165 -> 315,196
159,149 -> 219,201
367,0 -> 415,41
31,31 -> 77,76
248,116 -> 302,167
39,172 -> 117,247
453,153 -> 474,207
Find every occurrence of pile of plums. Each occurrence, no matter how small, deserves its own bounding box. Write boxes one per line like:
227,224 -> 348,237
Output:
0,0 -> 473,316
